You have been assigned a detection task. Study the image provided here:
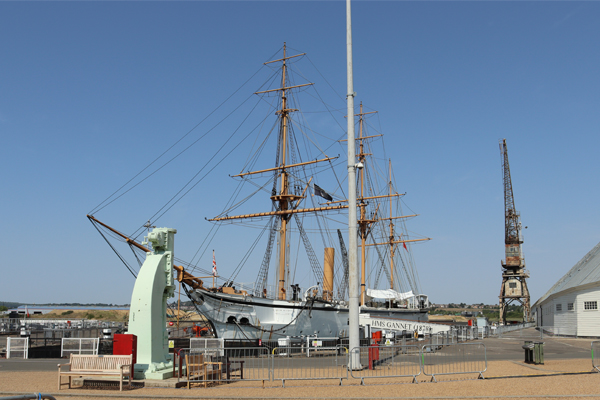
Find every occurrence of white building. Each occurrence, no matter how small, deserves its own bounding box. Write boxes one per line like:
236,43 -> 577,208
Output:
532,241 -> 600,337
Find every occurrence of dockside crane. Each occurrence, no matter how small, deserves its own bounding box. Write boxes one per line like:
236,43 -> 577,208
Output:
499,139 -> 531,324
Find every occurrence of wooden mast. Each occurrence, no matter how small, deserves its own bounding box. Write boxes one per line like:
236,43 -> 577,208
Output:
208,44 -> 347,301
388,160 -> 395,291
277,43 -> 290,301
356,103 -> 377,306
339,117 -> 431,299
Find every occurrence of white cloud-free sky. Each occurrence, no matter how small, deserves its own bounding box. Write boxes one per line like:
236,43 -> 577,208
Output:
2,1 -> 599,306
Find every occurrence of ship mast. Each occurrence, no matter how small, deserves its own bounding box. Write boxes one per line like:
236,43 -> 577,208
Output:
275,43 -> 293,300
355,103 -> 378,306
388,161 -> 395,291
209,43 -> 346,300
351,111 -> 428,302
360,163 -> 431,292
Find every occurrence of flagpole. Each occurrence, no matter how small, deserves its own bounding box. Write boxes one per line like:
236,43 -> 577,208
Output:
346,0 -> 361,370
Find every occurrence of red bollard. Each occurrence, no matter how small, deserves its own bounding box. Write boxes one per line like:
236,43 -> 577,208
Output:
368,344 -> 379,370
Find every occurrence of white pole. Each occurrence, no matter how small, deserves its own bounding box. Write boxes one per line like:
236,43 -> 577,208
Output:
346,0 -> 361,370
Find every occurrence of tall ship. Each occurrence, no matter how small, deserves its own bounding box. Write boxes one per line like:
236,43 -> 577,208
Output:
172,45 -> 431,340
89,44 -> 431,341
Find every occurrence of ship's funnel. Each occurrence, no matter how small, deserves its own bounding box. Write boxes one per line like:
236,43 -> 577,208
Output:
323,247 -> 335,301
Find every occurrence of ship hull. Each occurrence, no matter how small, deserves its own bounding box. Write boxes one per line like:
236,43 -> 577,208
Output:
190,289 -> 429,340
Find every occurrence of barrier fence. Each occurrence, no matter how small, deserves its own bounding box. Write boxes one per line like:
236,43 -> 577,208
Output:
61,338 -> 99,357
178,347 -> 271,388
0,319 -> 125,335
190,338 -> 225,355
271,345 -> 348,387
592,341 -> 600,373
172,342 -> 487,386
421,342 -> 487,382
489,322 -> 536,338
348,344 -> 421,384
6,337 -> 29,359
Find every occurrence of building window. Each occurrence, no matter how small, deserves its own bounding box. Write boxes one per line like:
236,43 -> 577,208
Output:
509,282 -> 517,289
556,304 -> 562,312
584,301 -> 598,310
568,303 -> 574,311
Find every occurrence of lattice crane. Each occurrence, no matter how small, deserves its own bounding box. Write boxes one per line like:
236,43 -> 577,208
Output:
499,139 -> 531,324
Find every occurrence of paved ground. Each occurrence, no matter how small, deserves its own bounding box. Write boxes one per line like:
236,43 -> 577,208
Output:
1,332 -> 594,372
1,332 -> 598,399
1,359 -> 599,400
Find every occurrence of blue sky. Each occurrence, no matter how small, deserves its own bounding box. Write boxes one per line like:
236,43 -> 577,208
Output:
2,1 -> 599,306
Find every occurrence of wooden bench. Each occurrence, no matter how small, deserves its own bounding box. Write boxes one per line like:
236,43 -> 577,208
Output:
58,354 -> 133,391
185,353 -> 223,388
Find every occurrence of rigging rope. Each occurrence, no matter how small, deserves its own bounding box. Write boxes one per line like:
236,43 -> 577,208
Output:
131,99 -> 271,239
89,64 -> 268,216
89,219 -> 138,279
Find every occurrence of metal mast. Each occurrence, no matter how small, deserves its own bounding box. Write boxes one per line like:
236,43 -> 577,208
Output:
499,139 -> 531,324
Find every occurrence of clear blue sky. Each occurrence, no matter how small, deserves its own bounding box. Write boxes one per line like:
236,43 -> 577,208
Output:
2,1 -> 599,306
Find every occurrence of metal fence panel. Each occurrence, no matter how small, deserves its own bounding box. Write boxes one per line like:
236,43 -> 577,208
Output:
61,338 -> 99,357
271,345 -> 348,387
348,344 -> 421,384
420,342 -> 487,382
491,322 -> 536,338
592,341 -> 600,372
190,338 -> 225,357
6,337 -> 28,359
179,347 -> 270,387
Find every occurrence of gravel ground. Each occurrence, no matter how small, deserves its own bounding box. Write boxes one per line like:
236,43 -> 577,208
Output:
1,358 -> 599,400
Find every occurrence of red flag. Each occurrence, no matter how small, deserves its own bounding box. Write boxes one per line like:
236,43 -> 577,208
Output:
403,242 -> 408,251
212,250 -> 217,277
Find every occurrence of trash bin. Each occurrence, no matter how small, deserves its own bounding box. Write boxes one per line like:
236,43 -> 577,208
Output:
533,341 -> 544,365
522,341 -> 534,364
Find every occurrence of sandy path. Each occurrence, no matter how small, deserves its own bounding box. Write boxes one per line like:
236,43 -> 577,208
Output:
1,358 -> 599,400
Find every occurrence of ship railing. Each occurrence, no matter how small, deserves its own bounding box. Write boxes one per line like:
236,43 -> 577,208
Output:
177,347 -> 271,387
271,345 -> 348,387
229,282 -> 336,302
420,342 -> 487,382
348,344 -> 421,384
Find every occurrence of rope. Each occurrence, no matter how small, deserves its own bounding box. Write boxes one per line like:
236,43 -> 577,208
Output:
89,218 -> 137,279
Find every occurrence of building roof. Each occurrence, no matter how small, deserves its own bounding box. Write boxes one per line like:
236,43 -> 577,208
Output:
534,240 -> 600,306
